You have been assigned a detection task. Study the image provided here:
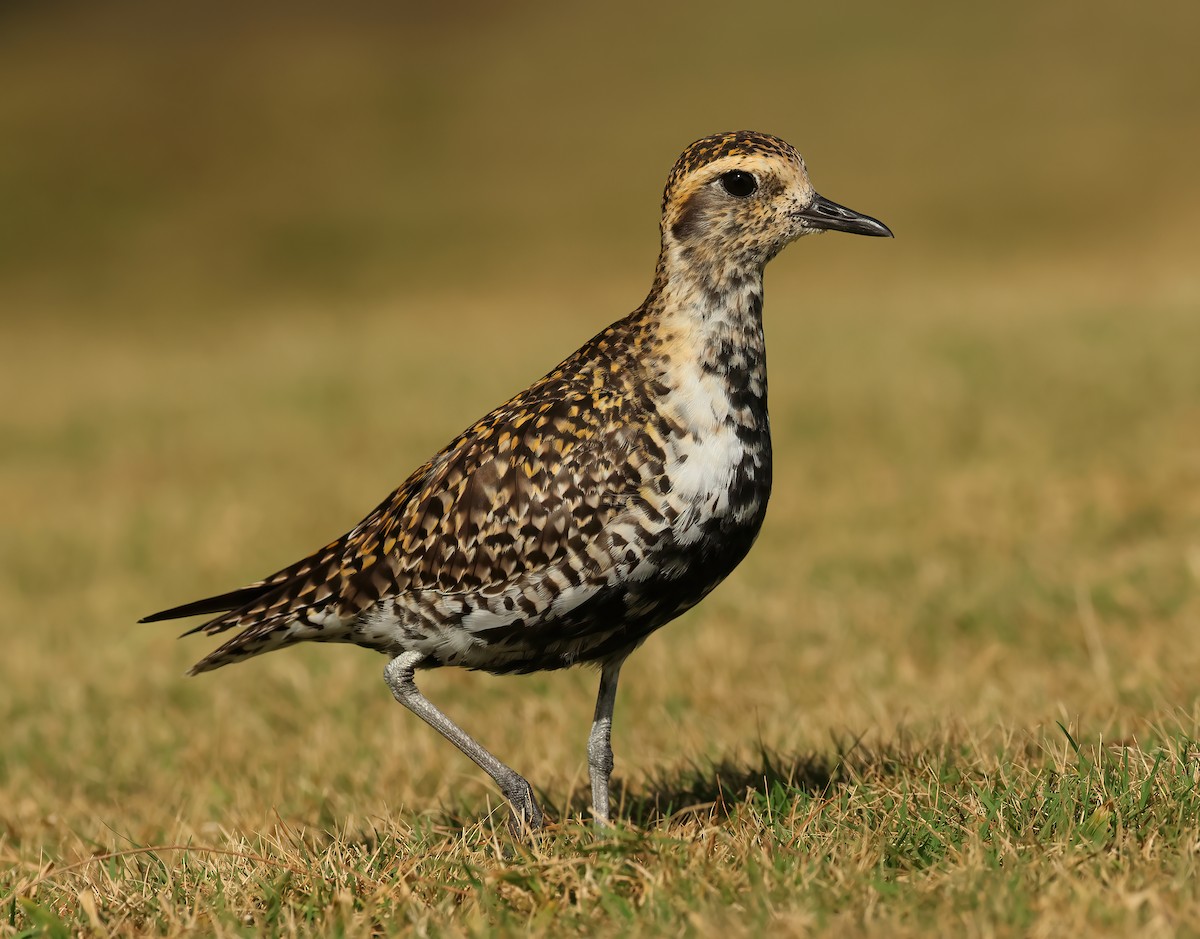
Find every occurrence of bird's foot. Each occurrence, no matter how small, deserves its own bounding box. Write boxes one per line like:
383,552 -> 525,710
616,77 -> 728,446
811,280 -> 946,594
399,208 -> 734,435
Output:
502,777 -> 544,840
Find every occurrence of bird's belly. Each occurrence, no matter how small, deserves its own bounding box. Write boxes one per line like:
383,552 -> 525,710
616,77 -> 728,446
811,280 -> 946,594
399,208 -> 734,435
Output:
360,420 -> 772,675
467,424 -> 771,672
362,508 -> 770,678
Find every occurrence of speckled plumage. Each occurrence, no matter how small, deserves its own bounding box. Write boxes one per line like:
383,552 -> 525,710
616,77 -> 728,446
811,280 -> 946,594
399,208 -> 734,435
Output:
143,130 -> 892,832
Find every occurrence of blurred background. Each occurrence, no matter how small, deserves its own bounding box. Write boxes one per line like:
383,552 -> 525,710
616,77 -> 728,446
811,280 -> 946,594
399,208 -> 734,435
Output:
3,0 -> 1198,321
2,0 -> 1199,841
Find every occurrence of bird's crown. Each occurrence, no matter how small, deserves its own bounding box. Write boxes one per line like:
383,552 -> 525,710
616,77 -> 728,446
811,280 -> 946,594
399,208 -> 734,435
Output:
662,130 -> 804,211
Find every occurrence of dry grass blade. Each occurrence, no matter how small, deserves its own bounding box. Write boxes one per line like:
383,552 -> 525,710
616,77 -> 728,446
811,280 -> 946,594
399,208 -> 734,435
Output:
7,845 -> 308,899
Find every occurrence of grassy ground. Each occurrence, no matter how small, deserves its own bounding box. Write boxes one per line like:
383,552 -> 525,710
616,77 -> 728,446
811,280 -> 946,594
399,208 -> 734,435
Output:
3,2 -> 1200,936
5,292 -> 1199,936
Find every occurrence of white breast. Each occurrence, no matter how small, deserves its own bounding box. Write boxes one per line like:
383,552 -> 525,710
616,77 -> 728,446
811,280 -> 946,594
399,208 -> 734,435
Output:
657,356 -> 749,543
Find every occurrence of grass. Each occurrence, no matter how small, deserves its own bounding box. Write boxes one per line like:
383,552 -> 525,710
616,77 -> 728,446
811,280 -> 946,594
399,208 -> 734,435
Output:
4,293 -> 1199,936
7,725 -> 1200,935
3,1 -> 1200,936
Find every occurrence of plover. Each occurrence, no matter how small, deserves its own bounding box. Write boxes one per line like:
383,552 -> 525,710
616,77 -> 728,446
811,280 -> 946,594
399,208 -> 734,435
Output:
143,130 -> 892,833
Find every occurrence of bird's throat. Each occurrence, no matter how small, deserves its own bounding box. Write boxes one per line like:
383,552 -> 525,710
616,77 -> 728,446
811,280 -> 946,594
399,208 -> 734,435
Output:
647,264 -> 769,439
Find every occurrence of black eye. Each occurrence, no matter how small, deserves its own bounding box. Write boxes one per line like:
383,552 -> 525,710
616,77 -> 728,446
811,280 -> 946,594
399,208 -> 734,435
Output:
720,170 -> 757,197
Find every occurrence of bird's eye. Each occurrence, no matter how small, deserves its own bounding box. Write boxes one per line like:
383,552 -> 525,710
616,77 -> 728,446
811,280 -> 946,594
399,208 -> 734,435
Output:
720,170 -> 757,197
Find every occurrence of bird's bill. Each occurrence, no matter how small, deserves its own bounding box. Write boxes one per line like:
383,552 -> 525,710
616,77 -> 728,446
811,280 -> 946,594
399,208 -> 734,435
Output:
796,194 -> 893,237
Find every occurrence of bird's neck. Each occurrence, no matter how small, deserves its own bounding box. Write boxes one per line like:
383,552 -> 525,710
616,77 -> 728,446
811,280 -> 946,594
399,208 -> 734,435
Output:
651,245 -> 766,360
639,247 -> 769,431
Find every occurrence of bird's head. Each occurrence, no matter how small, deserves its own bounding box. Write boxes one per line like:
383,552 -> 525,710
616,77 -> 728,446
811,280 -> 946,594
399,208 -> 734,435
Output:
659,131 -> 892,284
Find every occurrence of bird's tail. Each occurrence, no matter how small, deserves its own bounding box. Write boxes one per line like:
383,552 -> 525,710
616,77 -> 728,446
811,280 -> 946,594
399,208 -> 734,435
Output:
140,535 -> 357,674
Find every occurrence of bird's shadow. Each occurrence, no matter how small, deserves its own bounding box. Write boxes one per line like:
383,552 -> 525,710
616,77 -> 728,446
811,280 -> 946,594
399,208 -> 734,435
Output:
415,731 -> 927,840
549,730 -> 903,830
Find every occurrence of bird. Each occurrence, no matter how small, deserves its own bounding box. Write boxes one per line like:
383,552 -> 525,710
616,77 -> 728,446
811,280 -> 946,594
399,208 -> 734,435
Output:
142,130 -> 892,835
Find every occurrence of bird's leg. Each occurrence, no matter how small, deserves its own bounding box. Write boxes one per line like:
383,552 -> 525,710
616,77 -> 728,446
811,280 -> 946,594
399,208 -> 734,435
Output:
588,654 -> 627,825
384,652 -> 543,836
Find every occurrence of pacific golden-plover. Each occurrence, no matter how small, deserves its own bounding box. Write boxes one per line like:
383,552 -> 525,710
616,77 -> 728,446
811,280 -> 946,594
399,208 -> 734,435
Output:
143,130 -> 892,833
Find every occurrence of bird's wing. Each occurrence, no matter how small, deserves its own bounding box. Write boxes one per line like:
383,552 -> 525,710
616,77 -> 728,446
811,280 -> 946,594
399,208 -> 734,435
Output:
155,360 -> 659,671
383,380 -> 649,594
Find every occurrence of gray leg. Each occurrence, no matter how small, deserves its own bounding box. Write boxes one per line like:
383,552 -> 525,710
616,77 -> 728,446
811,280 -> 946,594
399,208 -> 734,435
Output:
384,652 -> 543,835
588,654 -> 627,825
